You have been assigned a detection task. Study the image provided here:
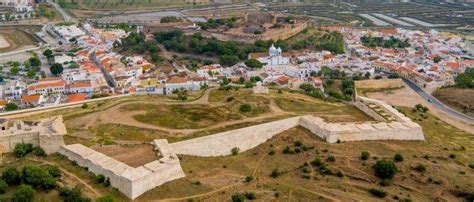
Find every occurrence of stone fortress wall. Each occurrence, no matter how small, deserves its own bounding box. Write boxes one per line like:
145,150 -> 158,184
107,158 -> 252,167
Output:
58,140 -> 185,200
0,116 -> 66,154
170,95 -> 424,156
170,117 -> 301,157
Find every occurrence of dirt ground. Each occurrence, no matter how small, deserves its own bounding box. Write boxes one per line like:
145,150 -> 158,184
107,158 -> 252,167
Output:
0,29 -> 37,53
433,87 -> 474,117
92,144 -> 158,167
0,35 -> 10,49
366,86 -> 474,135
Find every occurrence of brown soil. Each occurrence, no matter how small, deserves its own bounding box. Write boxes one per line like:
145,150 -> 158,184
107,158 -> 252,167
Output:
433,87 -> 474,117
91,144 -> 158,167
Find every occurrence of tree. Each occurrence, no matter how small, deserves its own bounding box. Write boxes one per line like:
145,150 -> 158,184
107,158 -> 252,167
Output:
244,59 -> 263,69
5,103 -> 19,111
433,56 -> 442,63
10,66 -> 20,75
50,63 -> 64,75
2,167 -> 21,185
13,184 -> 36,202
43,49 -> 53,58
219,54 -> 240,67
372,159 -> 397,179
28,57 -> 41,68
455,73 -> 473,88
0,180 -> 7,194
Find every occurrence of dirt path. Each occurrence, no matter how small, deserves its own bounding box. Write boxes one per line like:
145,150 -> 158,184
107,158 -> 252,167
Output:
366,87 -> 474,134
27,158 -> 101,198
155,182 -> 241,201
82,88 -> 294,136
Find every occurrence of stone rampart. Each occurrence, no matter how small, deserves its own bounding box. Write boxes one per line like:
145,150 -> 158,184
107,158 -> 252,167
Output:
58,140 -> 185,200
353,101 -> 386,121
170,116 -> 300,157
298,115 -> 424,143
0,116 -> 66,154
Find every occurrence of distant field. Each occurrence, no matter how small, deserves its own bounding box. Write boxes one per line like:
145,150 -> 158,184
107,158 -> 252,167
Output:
433,87 -> 474,117
57,0 -> 211,10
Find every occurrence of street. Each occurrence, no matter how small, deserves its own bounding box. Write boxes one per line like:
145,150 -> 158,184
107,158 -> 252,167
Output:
403,78 -> 474,124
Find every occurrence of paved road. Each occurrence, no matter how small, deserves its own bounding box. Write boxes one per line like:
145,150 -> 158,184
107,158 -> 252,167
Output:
47,0 -> 73,22
403,78 -> 474,124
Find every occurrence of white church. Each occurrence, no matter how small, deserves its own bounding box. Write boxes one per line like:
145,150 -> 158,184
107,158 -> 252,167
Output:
252,44 -> 290,66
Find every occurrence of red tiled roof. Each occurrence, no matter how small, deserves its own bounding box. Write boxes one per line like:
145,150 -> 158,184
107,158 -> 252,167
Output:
67,93 -> 87,103
28,80 -> 66,91
21,95 -> 40,103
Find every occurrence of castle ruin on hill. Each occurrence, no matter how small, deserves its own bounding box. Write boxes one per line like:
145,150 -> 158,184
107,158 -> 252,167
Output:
0,116 -> 66,155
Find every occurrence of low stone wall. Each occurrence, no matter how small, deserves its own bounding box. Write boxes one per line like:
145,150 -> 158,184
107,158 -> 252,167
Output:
58,140 -> 185,200
170,117 -> 301,157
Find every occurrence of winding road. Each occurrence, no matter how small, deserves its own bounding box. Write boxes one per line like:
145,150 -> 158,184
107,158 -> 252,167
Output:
402,78 -> 474,124
47,0 -> 74,22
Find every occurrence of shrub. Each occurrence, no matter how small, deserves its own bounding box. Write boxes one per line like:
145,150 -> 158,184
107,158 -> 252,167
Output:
239,104 -> 252,113
311,157 -> 323,167
449,154 -> 456,159
96,195 -> 114,202
268,149 -> 275,155
368,188 -> 387,198
95,174 -> 106,184
336,170 -> 344,178
46,165 -> 61,178
226,97 -> 234,102
2,167 -> 21,185
245,191 -> 256,200
372,159 -> 397,179
13,184 -> 36,202
361,151 -> 370,160
294,140 -> 303,147
302,166 -> 311,174
58,186 -> 91,202
414,164 -> 426,173
231,147 -> 240,155
469,164 -> 474,169
245,176 -> 254,183
13,143 -> 34,158
0,180 -> 7,194
103,178 -> 110,187
327,155 -> 336,162
379,179 -> 391,187
271,169 -> 281,178
81,103 -> 88,109
21,165 -> 57,189
231,193 -> 246,202
33,147 -> 46,157
394,153 -> 404,162
282,146 -> 292,154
